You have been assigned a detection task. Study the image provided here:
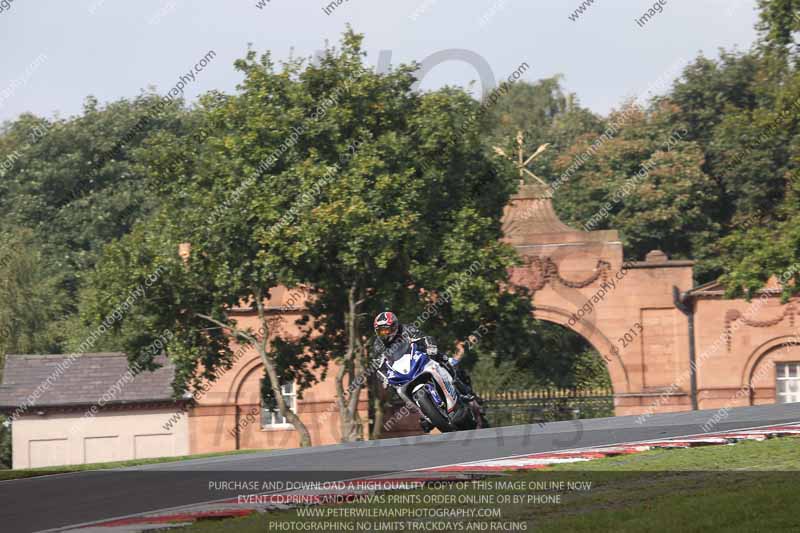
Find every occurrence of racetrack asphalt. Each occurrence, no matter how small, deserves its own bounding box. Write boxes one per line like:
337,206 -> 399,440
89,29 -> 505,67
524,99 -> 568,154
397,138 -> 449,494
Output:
3,402 -> 800,532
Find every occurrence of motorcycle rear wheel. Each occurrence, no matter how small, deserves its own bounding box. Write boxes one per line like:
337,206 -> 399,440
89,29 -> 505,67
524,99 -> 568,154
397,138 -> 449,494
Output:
413,388 -> 453,433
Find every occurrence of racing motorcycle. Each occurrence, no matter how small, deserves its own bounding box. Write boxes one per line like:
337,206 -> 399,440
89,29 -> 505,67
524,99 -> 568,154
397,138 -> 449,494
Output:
377,339 -> 488,433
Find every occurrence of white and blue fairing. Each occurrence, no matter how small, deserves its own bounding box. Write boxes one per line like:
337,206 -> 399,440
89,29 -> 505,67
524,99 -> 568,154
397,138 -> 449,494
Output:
386,341 -> 429,386
386,341 -> 458,412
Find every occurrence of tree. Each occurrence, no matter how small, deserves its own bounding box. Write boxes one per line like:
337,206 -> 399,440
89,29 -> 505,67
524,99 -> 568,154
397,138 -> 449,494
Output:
717,208 -> 800,298
0,228 -> 70,470
707,1 -> 800,293
78,30 -> 547,445
470,323 -> 611,392
550,102 -> 721,280
243,31 -> 542,442
756,0 -> 800,62
666,52 -> 762,149
0,95 -> 194,356
0,99 -> 188,287
715,78 -> 800,297
0,228 -> 68,359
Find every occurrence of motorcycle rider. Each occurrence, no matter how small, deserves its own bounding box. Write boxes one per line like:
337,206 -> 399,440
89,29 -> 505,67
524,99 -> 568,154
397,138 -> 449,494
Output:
372,311 -> 480,433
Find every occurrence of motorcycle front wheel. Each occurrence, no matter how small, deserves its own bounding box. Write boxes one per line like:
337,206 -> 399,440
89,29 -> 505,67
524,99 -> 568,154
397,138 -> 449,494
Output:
413,387 -> 453,433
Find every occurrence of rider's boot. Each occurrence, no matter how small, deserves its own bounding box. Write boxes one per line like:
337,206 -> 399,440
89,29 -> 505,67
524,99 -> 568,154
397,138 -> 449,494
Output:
419,417 -> 435,433
448,403 -> 472,427
455,381 -> 475,402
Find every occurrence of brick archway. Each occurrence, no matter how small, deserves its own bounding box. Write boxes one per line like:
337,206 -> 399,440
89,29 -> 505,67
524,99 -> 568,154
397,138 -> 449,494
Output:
532,304 -> 631,392
185,180 -> 799,455
505,182 -> 800,416
503,183 -> 695,416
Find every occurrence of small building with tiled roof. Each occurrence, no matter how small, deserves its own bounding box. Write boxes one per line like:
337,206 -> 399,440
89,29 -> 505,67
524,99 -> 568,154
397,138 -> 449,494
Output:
0,353 -> 189,469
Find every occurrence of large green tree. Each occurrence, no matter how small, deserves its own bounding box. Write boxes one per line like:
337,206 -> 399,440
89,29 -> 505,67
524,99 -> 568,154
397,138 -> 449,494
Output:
78,30 -> 555,445
0,95 -> 194,354
0,99 -> 188,282
550,102 -> 721,280
224,32 -> 542,442
712,0 -> 800,295
75,82 -> 325,445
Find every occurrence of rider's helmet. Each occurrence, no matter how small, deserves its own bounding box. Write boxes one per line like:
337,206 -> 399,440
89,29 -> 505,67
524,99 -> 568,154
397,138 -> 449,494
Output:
374,311 -> 399,342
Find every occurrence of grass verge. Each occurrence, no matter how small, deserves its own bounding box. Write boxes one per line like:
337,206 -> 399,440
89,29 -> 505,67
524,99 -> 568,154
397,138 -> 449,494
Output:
181,437 -> 800,532
0,449 -> 269,481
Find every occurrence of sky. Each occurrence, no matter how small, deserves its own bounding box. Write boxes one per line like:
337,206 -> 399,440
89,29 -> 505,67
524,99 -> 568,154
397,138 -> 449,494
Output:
0,0 -> 762,124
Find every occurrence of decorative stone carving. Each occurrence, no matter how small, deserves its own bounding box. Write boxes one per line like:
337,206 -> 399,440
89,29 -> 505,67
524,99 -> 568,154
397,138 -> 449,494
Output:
509,255 -> 612,294
724,303 -> 797,351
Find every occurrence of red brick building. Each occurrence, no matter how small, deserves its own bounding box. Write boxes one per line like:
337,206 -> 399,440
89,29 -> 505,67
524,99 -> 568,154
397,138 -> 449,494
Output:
3,182 -> 799,467
503,183 -> 800,417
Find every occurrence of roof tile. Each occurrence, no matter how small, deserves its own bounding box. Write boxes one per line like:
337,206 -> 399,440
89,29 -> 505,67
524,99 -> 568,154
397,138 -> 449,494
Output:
0,352 -> 176,408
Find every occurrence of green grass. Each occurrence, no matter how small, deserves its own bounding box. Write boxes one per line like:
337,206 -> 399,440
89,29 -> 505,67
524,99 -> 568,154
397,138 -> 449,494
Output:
0,449 -> 269,481
548,436 -> 800,471
181,437 -> 800,532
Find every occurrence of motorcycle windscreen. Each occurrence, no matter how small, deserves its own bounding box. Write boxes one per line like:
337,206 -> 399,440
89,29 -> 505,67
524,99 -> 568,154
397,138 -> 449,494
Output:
383,339 -> 411,362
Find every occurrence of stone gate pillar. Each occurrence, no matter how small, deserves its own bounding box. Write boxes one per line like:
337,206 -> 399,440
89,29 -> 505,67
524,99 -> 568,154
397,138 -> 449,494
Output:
502,183 -> 694,417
